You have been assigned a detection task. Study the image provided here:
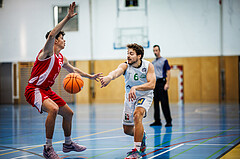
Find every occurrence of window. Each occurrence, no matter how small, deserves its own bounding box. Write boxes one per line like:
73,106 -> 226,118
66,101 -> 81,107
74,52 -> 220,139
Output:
53,5 -> 79,31
125,0 -> 138,7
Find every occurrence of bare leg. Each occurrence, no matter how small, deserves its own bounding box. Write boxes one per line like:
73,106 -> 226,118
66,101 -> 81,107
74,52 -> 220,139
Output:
123,107 -> 145,142
42,99 -> 59,139
133,107 -> 145,142
58,104 -> 73,137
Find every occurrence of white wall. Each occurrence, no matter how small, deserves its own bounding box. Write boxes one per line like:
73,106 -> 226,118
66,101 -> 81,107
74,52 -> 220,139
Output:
0,0 -> 91,62
223,0 -> 240,55
0,0 -> 239,62
148,0 -> 220,58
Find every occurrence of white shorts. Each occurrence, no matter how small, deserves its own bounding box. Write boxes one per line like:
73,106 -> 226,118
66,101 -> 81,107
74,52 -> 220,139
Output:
122,93 -> 153,126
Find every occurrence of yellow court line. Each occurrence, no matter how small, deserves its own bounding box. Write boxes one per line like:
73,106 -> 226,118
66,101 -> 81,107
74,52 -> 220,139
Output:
221,142 -> 240,159
0,127 -> 122,156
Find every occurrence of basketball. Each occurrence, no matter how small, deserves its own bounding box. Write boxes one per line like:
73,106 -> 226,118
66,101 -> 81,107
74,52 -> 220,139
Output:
63,73 -> 84,94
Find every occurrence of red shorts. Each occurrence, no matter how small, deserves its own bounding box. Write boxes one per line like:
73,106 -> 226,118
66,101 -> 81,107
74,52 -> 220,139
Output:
25,84 -> 66,113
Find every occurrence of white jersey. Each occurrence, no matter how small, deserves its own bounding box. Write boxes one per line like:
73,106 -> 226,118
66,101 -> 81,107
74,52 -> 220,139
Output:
124,59 -> 153,98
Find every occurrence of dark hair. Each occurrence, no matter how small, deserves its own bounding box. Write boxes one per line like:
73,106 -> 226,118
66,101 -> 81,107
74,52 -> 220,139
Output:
127,43 -> 144,60
153,45 -> 161,51
45,30 -> 65,39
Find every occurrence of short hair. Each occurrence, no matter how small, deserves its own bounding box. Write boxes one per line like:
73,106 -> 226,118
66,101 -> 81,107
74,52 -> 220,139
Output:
127,43 -> 144,60
153,45 -> 161,51
45,30 -> 65,39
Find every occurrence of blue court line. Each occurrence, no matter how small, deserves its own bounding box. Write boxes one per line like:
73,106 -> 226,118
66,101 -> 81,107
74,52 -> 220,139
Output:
0,127 -> 122,157
206,136 -> 240,159
146,126 -> 208,152
169,126 -> 236,159
87,126 -> 208,159
142,134 -> 239,158
0,145 -> 44,158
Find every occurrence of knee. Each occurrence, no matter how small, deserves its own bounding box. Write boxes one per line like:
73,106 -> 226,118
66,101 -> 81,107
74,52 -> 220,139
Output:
49,107 -> 59,116
133,111 -> 143,123
69,110 -> 74,118
64,109 -> 74,120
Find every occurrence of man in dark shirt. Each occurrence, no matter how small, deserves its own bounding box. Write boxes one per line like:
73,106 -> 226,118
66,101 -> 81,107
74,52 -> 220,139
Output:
150,45 -> 172,127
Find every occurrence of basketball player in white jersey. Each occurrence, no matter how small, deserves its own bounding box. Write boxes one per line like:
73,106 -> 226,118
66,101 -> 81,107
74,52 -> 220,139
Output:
100,43 -> 156,159
25,2 -> 102,159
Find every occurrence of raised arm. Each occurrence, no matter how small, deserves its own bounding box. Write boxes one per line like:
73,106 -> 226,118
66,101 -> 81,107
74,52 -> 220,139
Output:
100,63 -> 128,88
63,56 -> 102,81
39,2 -> 77,60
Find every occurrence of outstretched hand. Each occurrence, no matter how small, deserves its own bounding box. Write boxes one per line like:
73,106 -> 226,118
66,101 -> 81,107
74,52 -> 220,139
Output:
100,76 -> 112,88
67,2 -> 78,19
90,73 -> 103,82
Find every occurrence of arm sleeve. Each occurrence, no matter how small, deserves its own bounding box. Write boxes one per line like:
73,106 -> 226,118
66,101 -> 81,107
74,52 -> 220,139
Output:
164,60 -> 171,71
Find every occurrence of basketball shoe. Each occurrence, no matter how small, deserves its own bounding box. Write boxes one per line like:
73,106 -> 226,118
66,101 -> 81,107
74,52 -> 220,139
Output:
124,148 -> 141,159
140,131 -> 147,153
43,145 -> 60,159
63,141 -> 87,153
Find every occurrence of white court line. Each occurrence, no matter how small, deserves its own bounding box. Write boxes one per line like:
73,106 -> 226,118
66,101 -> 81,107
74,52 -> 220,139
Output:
86,147 -> 166,150
0,144 -> 42,153
10,147 -> 172,159
146,129 -> 240,136
74,129 -> 240,142
11,147 -> 168,159
77,135 -> 128,141
146,144 -> 184,159
3,129 -> 238,153
0,143 -> 62,153
10,151 -> 62,159
11,154 -> 38,159
185,143 -> 234,146
10,143 -> 233,159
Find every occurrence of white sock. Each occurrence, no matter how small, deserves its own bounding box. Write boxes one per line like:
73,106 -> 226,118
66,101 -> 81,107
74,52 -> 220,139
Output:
65,136 -> 72,145
134,142 -> 141,151
46,138 -> 52,148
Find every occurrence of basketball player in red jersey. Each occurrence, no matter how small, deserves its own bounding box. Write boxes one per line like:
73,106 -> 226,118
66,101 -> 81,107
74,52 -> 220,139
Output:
25,2 -> 102,159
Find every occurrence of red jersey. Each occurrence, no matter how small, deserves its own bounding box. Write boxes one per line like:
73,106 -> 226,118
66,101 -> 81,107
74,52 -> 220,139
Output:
28,50 -> 64,89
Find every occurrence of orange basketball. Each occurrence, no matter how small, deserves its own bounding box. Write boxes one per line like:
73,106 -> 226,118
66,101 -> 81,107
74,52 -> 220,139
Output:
63,73 -> 84,94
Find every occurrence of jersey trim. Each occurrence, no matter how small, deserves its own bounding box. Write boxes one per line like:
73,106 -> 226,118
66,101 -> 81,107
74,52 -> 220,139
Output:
36,55 -> 55,86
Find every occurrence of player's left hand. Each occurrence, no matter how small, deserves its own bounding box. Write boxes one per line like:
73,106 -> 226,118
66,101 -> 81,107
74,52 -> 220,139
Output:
90,73 -> 103,82
67,2 -> 78,19
128,86 -> 136,102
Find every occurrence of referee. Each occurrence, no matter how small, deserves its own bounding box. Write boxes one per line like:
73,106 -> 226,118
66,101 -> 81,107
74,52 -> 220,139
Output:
150,45 -> 172,127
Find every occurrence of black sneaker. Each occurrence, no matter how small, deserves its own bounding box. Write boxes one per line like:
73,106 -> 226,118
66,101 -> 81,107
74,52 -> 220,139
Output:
165,123 -> 172,127
150,121 -> 162,126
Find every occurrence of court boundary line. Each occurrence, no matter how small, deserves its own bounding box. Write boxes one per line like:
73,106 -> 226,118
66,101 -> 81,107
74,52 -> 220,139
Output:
141,134 -> 239,158
169,126 -> 236,158
0,121 -> 153,156
1,118 -> 239,158
87,126 -> 208,158
0,127 -> 122,156
214,138 -> 240,159
0,145 -> 44,158
1,132 -> 239,158
0,128 -> 238,153
147,144 -> 184,159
